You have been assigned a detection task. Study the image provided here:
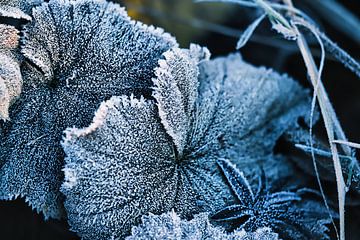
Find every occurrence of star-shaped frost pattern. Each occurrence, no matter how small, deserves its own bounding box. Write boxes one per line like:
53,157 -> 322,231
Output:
211,158 -> 335,240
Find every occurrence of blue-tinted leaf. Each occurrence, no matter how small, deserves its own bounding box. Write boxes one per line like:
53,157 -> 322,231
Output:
211,204 -> 252,221
62,96 -> 180,239
265,191 -> 301,206
217,158 -> 254,204
191,53 -> 310,184
153,44 -> 210,155
212,157 -> 334,239
0,0 -> 177,219
0,24 -> 22,120
61,95 -> 233,239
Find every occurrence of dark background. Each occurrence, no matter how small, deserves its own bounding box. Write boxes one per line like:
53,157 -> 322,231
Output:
1,0 -> 359,239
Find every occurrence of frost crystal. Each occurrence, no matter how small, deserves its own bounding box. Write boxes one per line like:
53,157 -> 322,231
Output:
212,158 -> 334,240
0,0 -> 42,20
62,95 -> 184,239
61,46 -> 312,238
0,0 -> 29,20
153,44 -> 210,155
0,24 -> 22,120
126,211 -> 278,240
0,0 -> 176,219
191,53 -> 310,183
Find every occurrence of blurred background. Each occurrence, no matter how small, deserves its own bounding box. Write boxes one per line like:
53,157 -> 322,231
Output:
1,0 -> 359,239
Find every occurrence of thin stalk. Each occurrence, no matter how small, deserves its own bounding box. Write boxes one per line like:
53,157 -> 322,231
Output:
333,140 -> 360,149
298,27 -> 345,240
283,1 -> 346,239
292,16 -> 340,239
253,0 -> 291,29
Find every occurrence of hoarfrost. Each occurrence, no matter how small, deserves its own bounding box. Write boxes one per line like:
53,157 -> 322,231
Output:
152,44 -> 210,155
0,0 -> 176,219
0,1 -> 335,239
61,51 -> 313,238
0,24 -> 22,120
126,210 -> 279,240
212,158 -> 334,240
0,0 -> 35,20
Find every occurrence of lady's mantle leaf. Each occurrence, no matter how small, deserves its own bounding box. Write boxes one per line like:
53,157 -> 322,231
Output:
0,0 -> 177,219
61,96 -> 191,240
0,24 -> 22,120
127,210 -> 279,240
212,158 -> 334,240
190,53 -> 310,184
61,93 -> 235,239
152,44 -> 210,155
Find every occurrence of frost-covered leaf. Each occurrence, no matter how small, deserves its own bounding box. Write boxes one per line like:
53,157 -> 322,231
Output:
61,95 -> 233,239
0,0 -> 177,219
60,50 -> 314,239
190,53 -> 310,183
0,24 -> 20,50
153,44 -> 210,155
0,0 -> 41,20
0,24 -> 22,120
212,158 -> 334,240
61,96 -> 178,239
216,158 -> 254,205
127,210 -> 279,240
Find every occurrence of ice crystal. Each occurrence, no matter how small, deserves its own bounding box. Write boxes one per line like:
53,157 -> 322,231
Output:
0,0 -> 176,219
0,0 -> 41,120
126,210 -> 278,240
0,24 -> 22,120
61,45 -> 312,238
152,44 -> 210,155
212,158 -> 334,240
0,0 -> 33,20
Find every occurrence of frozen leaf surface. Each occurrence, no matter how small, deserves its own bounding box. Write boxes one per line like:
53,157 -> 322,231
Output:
127,210 -> 279,240
61,50 -> 312,238
0,0 -> 176,219
153,43 -> 210,155
0,0 -> 41,20
61,95 -> 233,239
61,95 -> 179,239
0,24 -> 22,120
190,53 -> 310,183
212,158 -> 334,240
